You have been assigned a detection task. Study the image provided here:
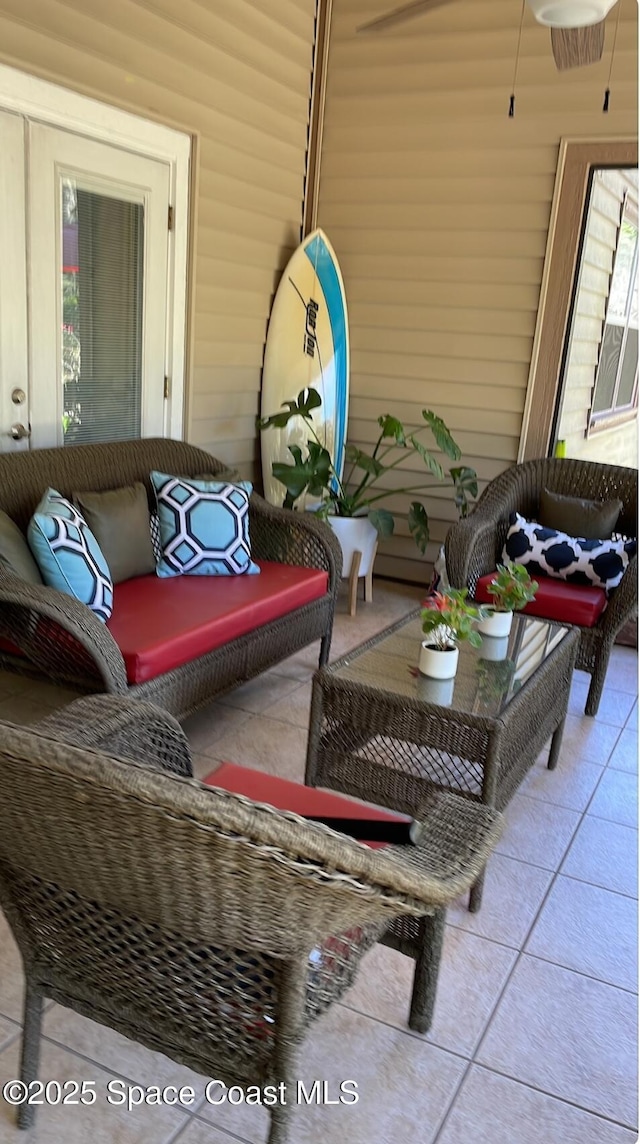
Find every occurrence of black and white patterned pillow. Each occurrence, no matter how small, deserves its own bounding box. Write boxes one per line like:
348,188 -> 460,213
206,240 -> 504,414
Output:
503,512 -> 636,596
149,511 -> 162,563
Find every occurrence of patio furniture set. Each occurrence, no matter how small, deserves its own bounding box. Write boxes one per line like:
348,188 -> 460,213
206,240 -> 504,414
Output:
0,438 -> 342,719
0,441 -> 636,1142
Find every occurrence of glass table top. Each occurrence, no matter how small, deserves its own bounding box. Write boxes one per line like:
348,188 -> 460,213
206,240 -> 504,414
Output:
330,610 -> 570,719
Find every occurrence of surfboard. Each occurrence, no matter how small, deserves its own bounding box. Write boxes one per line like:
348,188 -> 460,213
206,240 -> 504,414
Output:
260,228 -> 349,508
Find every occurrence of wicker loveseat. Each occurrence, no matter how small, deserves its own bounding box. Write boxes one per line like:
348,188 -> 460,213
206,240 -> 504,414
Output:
445,458 -> 638,716
0,695 -> 502,1144
0,438 -> 342,719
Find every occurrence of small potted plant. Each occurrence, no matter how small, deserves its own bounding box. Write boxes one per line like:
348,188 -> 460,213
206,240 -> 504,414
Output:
477,561 -> 538,638
419,588 -> 485,679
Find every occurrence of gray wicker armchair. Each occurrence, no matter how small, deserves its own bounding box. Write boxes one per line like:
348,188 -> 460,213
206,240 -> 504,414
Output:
0,695 -> 502,1144
445,458 -> 638,716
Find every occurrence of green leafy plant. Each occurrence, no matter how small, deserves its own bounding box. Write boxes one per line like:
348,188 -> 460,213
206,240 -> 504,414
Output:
420,588 -> 485,651
258,387 -> 478,553
487,562 -> 538,613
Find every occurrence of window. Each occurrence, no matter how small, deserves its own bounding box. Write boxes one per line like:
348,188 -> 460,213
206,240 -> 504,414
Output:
61,180 -> 145,445
589,193 -> 639,429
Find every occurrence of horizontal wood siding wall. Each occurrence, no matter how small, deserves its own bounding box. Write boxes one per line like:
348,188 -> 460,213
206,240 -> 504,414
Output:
0,0 -> 317,478
558,169 -> 638,467
318,0 -> 638,582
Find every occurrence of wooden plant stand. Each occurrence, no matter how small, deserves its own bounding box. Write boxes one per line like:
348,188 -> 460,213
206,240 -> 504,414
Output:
347,542 -> 378,616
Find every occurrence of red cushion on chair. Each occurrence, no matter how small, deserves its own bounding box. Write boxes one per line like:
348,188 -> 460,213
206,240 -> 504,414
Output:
475,573 -> 607,627
204,762 -> 410,849
107,561 -> 329,684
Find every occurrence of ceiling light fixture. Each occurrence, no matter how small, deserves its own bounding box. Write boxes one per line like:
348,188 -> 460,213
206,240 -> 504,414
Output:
527,0 -> 617,28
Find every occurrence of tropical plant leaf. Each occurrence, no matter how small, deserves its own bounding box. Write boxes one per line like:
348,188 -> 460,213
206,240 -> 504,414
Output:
272,440 -> 332,507
271,462 -> 310,505
377,415 -> 406,444
345,446 -> 384,478
257,386 -> 322,430
409,436 -> 445,481
408,501 -> 429,554
368,507 -> 395,538
422,410 -> 462,461
450,466 -> 478,519
302,386 -> 322,410
257,409 -> 291,429
305,440 -> 333,497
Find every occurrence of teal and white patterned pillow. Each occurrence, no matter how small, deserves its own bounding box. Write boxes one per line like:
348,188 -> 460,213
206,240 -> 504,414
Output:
27,489 -> 113,622
151,472 -> 260,578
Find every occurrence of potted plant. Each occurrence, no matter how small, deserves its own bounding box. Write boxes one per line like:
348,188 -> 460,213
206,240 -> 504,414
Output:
419,588 -> 485,679
477,562 -> 538,638
258,387 -> 478,579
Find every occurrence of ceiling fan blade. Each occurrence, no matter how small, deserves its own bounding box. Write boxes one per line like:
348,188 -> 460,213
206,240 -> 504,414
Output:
550,21 -> 605,70
357,0 -> 456,34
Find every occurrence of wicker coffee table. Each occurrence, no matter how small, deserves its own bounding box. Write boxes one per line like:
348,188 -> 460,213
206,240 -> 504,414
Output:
306,609 -> 579,1016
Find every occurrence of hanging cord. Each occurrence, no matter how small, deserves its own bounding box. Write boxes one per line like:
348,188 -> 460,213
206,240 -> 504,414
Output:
509,0 -> 526,117
603,2 -> 622,112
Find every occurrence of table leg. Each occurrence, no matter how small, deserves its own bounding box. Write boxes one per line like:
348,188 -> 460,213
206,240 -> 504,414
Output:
547,715 -> 566,770
408,908 -> 446,1034
470,742 -> 498,913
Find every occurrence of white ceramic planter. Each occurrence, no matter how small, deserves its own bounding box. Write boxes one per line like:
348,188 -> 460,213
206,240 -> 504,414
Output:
416,673 -> 455,706
477,634 -> 510,662
476,608 -> 513,638
329,515 -> 378,580
418,641 -> 459,680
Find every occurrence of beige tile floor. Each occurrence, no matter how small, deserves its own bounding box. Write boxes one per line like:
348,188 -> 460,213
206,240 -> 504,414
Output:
0,578 -> 637,1143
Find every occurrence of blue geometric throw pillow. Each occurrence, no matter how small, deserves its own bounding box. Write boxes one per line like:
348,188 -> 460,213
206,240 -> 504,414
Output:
27,489 -> 113,622
503,512 -> 636,596
150,472 -> 260,578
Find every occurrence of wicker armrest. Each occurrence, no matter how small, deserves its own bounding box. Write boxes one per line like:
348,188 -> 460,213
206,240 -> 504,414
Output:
215,782 -> 504,917
597,555 -> 638,637
445,508 -> 503,591
388,790 -> 504,909
249,493 -> 343,589
33,695 -> 193,777
0,566 -> 127,693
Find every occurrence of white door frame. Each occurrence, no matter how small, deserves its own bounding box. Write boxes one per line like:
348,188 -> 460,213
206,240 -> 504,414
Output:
0,110 -> 29,452
29,124 -> 171,448
0,62 -> 190,441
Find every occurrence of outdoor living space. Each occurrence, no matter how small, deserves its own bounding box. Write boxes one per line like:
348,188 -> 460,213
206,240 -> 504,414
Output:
0,577 -> 637,1144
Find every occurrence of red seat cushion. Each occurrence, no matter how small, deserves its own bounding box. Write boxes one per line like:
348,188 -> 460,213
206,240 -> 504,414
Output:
107,561 -> 329,684
204,762 -> 410,849
475,572 -> 607,628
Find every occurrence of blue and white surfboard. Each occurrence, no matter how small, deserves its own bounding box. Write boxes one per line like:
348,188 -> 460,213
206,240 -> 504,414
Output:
260,228 -> 350,508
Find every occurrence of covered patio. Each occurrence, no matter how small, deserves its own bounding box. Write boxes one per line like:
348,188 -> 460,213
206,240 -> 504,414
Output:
0,577 -> 636,1143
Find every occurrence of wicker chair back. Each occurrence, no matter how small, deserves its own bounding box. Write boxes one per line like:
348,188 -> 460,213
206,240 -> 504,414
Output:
0,712 -> 502,1142
0,437 -> 226,531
